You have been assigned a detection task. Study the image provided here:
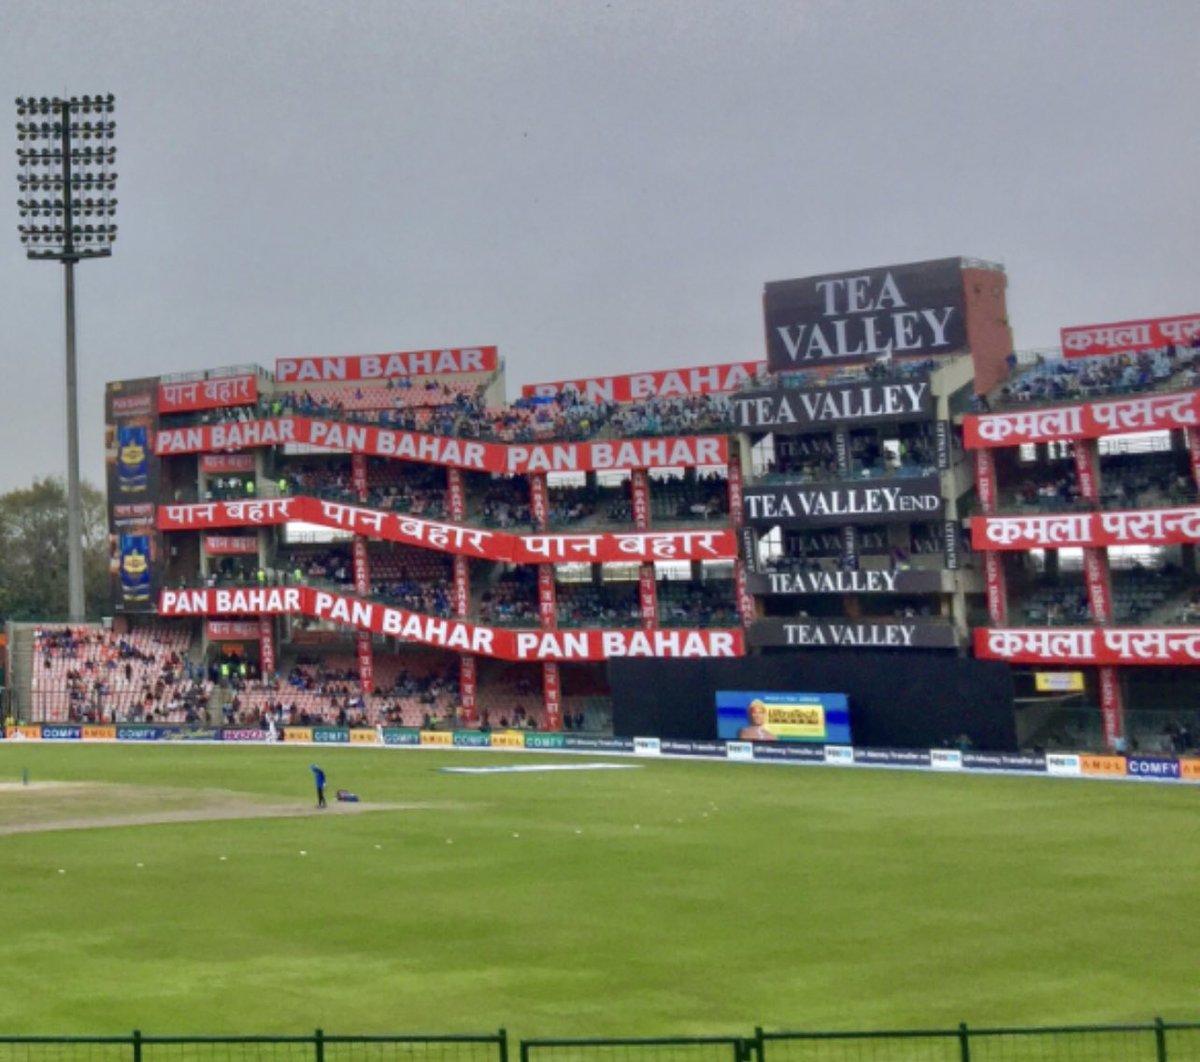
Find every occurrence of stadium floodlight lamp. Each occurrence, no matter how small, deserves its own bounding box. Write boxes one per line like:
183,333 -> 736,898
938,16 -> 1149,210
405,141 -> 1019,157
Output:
14,94 -> 118,622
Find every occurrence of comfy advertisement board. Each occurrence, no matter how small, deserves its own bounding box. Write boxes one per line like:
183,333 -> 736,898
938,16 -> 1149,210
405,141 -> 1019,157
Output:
715,690 -> 851,744
732,377 -> 934,432
105,378 -> 163,614
764,258 -> 967,371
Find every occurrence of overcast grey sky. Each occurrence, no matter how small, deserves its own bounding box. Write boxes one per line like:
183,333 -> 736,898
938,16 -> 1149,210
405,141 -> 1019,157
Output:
2,0 -> 1197,494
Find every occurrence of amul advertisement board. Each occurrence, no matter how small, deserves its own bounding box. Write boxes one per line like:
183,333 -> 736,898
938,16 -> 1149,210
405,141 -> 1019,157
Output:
105,378 -> 163,613
764,258 -> 967,371
715,690 -> 851,744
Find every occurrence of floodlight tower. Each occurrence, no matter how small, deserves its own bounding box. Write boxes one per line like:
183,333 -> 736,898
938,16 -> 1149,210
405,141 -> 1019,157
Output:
15,94 -> 118,622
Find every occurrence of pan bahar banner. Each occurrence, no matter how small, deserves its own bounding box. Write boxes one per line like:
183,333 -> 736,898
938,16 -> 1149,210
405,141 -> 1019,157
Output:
158,496 -> 737,564
154,416 -> 729,474
157,585 -> 744,662
105,378 -> 163,613
764,258 -> 967,371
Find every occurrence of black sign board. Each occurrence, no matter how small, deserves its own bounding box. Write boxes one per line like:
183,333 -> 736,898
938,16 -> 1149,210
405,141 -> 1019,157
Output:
739,527 -> 759,573
747,568 -> 944,595
943,520 -> 961,571
764,258 -> 967,371
744,477 -> 944,527
733,378 -> 935,433
934,420 -> 952,470
751,619 -> 959,650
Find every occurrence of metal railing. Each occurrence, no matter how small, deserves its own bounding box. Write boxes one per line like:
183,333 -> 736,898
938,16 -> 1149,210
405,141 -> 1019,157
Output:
4,1023 -> 1200,1062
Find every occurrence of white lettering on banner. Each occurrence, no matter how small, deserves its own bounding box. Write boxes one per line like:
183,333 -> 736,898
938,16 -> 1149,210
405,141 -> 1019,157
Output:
276,349 -> 492,382
766,570 -> 899,593
746,485 -> 941,521
377,606 -> 495,654
737,382 -> 931,428
975,407 -> 1086,445
210,419 -> 297,451
507,437 -> 724,474
514,631 -> 590,660
784,623 -> 915,647
307,422 -> 370,451
981,514 -> 1092,548
985,629 -> 1096,660
157,588 -> 299,615
600,630 -> 737,658
373,429 -> 489,470
161,382 -> 198,407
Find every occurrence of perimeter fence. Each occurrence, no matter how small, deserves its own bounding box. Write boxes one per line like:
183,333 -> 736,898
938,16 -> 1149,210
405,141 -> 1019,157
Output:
3,1023 -> 1200,1062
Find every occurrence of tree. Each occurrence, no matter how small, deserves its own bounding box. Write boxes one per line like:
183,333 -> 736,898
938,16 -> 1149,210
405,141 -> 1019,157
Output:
0,477 -> 109,621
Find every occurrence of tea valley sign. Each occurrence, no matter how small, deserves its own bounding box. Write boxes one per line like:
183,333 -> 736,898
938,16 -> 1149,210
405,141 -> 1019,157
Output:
743,477 -> 944,527
732,378 -> 934,432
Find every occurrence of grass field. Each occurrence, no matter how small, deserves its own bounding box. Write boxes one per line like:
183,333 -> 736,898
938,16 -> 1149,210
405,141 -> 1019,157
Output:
0,742 -> 1195,1038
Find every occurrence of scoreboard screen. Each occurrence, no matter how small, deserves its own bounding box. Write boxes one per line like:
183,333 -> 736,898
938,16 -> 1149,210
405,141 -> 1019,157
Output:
716,690 -> 851,744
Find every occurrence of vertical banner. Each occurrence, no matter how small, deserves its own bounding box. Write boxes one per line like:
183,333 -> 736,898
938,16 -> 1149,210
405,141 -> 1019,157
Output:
631,469 -> 650,531
841,524 -> 858,566
984,550 -> 1008,626
726,459 -> 744,527
351,452 -> 368,502
446,468 -> 465,523
935,421 -> 952,470
542,660 -> 562,732
639,564 -> 657,631
943,520 -> 960,571
833,430 -> 851,478
105,378 -> 163,614
1098,667 -> 1124,750
1186,427 -> 1200,492
1082,548 -> 1113,624
1073,439 -> 1101,504
459,654 -> 477,725
537,564 -> 557,630
259,615 -> 276,678
356,630 -> 373,696
352,536 -> 370,597
734,555 -> 754,629
453,554 -> 471,618
974,448 -> 998,514
529,473 -> 549,531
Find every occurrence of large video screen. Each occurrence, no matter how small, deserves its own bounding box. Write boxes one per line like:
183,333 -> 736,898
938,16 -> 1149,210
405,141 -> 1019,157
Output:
716,690 -> 851,744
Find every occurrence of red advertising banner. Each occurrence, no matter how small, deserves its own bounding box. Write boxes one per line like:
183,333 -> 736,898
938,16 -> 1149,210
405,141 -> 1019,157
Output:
984,550 -> 1007,626
204,535 -> 259,555
1098,666 -> 1124,747
156,416 -> 730,474
1060,313 -> 1200,359
206,620 -> 263,641
459,655 -> 477,724
521,360 -> 766,403
963,391 -> 1200,449
734,559 -> 754,629
726,459 -> 743,527
1186,427 -> 1200,491
537,565 -> 556,630
446,467 -> 465,523
631,469 -> 650,531
453,554 -> 470,618
356,630 -> 373,695
259,616 -> 275,676
542,661 -> 562,731
199,453 -> 256,474
638,564 -> 657,631
974,449 -> 998,514
1082,547 -> 1113,624
351,452 -> 368,502
1072,439 -> 1100,504
159,495 -> 738,564
352,536 -> 370,597
974,627 -> 1200,666
275,347 -> 499,383
157,586 -> 744,662
529,473 -> 548,531
971,506 -> 1200,551
159,374 -> 258,413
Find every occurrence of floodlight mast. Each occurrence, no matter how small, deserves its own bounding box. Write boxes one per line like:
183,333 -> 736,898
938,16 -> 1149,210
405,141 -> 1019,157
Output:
15,94 -> 118,622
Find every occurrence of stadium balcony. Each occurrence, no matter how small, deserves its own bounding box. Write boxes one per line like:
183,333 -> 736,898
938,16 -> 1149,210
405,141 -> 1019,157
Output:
1011,567 -> 1193,626
980,344 -> 1198,412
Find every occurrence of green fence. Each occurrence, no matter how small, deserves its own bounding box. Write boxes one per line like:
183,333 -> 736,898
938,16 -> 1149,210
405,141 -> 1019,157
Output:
0,1033 -> 508,1062
3,1025 -> 1200,1062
